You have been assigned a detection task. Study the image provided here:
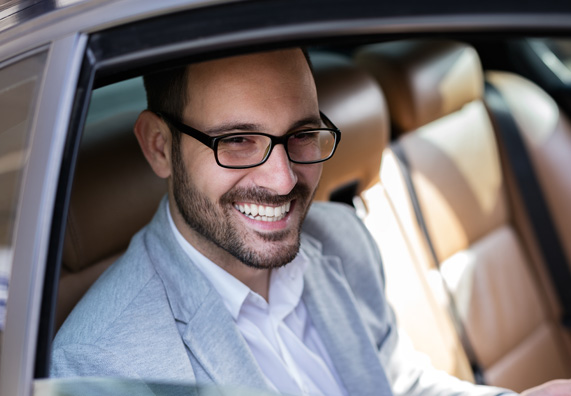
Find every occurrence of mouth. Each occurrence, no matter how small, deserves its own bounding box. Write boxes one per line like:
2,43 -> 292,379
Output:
233,201 -> 292,222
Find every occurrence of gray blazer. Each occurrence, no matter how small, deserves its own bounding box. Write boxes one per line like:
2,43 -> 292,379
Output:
51,199 -> 509,396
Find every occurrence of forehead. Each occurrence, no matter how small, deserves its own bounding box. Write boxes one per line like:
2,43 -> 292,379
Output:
187,48 -> 311,85
184,49 -> 317,118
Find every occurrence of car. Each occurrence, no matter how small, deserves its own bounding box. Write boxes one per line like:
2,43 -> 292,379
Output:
1,0 -> 571,395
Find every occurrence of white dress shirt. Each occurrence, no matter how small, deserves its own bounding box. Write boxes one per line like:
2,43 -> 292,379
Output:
167,203 -> 347,396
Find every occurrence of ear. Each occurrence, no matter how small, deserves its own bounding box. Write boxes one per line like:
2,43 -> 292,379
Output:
134,110 -> 172,179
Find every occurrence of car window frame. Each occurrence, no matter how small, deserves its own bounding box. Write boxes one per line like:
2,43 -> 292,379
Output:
0,49 -> 49,333
0,33 -> 88,396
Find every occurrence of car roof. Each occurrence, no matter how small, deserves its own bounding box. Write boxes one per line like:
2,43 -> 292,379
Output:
0,0 -> 220,60
3,0 -> 571,50
0,0 -> 98,34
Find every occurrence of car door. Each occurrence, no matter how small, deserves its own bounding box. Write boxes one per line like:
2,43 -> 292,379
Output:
0,34 -> 87,396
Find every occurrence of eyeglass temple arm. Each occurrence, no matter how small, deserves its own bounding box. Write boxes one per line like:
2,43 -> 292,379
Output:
320,111 -> 341,143
155,111 -> 215,148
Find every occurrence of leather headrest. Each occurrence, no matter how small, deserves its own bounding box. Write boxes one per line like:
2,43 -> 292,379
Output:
312,52 -> 389,201
62,111 -> 166,273
355,40 -> 483,132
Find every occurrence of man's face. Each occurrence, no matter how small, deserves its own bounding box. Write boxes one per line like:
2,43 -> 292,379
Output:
170,49 -> 322,270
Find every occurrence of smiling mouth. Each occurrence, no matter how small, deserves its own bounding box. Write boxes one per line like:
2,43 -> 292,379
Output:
234,201 -> 292,222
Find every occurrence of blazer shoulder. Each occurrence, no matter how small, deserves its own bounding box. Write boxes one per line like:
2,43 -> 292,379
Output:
54,229 -> 162,347
52,219 -> 195,381
304,202 -> 380,259
303,201 -> 387,288
303,201 -> 363,239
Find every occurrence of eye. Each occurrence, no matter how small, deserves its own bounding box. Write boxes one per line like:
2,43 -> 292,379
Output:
217,135 -> 269,155
223,136 -> 250,144
290,130 -> 320,144
219,135 -> 257,147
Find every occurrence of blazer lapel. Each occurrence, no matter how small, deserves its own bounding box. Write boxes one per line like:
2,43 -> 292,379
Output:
145,197 -> 269,390
180,290 -> 269,390
301,236 -> 393,396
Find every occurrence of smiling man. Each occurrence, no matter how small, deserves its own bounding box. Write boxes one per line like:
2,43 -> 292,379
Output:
51,49 -> 569,396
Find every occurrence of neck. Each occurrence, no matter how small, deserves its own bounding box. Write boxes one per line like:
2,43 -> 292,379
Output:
223,264 -> 272,301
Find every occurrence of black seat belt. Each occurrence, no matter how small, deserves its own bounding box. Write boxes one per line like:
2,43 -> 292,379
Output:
485,81 -> 571,328
392,143 -> 486,385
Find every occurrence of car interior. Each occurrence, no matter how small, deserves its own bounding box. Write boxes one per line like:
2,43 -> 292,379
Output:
55,37 -> 571,393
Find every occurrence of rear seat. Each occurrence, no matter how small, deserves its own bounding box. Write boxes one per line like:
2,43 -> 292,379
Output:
355,39 -> 571,391
485,70 -> 571,320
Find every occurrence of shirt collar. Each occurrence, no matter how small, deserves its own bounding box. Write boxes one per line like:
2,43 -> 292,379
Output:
166,200 -> 308,321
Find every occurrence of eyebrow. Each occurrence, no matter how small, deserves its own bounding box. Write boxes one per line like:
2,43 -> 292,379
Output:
203,115 -> 323,136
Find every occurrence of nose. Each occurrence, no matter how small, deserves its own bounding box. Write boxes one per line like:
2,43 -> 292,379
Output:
252,143 -> 298,195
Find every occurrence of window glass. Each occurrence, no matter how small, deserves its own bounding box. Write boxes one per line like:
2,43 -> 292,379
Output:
0,50 -> 48,335
529,38 -> 571,84
544,39 -> 571,71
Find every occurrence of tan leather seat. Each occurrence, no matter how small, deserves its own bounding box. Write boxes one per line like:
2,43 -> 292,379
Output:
486,70 -> 571,318
355,39 -> 571,391
312,52 -> 388,202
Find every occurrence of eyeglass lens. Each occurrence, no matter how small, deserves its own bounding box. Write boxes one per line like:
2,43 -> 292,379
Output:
216,130 -> 336,167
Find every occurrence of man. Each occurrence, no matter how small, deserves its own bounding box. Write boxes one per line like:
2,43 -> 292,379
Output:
51,48 -> 569,396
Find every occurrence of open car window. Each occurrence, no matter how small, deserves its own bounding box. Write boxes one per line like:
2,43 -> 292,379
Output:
528,38 -> 571,84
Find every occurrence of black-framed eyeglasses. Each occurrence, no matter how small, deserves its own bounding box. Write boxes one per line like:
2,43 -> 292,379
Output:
156,111 -> 342,169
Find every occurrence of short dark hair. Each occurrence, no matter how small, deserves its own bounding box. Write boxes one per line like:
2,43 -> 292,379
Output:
143,64 -> 188,145
143,65 -> 189,120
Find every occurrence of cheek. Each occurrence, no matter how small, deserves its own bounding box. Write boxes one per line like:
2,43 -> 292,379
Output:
184,146 -> 245,200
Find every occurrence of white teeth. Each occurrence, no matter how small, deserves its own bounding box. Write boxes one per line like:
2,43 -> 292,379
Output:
234,202 -> 292,222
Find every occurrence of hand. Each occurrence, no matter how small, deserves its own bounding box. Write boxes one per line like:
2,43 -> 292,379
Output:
520,379 -> 571,396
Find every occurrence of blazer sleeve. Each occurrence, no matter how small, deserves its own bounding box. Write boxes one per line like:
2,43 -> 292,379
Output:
380,324 -> 517,396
